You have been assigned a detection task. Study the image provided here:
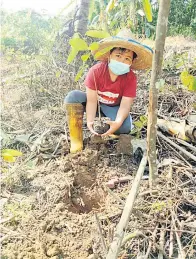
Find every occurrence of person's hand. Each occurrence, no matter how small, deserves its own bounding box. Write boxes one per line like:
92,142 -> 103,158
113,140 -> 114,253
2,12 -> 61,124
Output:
101,120 -> 122,136
87,121 -> 99,135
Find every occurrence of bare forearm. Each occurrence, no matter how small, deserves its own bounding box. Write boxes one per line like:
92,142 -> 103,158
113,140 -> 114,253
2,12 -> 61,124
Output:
116,97 -> 134,124
86,101 -> 97,123
116,106 -> 130,124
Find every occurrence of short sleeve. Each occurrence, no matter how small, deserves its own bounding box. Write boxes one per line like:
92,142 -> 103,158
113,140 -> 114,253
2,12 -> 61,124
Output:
122,72 -> 137,98
84,67 -> 96,90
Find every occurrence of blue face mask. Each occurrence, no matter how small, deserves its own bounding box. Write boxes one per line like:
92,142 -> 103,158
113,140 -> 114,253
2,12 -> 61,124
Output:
108,59 -> 130,75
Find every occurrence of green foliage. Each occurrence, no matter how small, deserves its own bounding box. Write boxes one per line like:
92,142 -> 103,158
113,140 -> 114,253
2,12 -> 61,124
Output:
75,64 -> 88,82
1,149 -> 23,162
69,35 -> 89,50
67,48 -> 79,64
67,30 -> 110,81
167,0 -> 195,38
1,9 -> 62,57
88,42 -> 100,51
131,115 -> 147,137
163,51 -> 196,92
3,200 -> 31,223
142,0 -> 152,22
86,30 -> 110,38
151,201 -> 166,212
180,71 -> 196,91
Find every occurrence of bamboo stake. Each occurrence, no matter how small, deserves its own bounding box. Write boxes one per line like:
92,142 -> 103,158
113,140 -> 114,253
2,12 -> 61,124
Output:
106,154 -> 147,259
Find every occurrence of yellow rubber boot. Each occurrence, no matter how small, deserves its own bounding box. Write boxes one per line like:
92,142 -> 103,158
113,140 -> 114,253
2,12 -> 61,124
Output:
65,103 -> 84,153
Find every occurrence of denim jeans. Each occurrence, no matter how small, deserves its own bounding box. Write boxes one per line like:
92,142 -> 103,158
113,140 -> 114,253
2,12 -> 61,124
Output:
64,90 -> 133,134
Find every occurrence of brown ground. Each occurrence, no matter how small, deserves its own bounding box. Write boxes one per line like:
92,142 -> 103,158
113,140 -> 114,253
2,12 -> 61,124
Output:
1,36 -> 196,259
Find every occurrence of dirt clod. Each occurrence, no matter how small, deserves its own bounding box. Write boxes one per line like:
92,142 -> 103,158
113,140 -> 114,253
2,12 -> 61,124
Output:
94,119 -> 110,134
116,134 -> 133,155
46,245 -> 61,257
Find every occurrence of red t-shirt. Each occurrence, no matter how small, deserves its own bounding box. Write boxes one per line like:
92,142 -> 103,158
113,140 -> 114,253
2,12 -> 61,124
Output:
84,62 -> 137,106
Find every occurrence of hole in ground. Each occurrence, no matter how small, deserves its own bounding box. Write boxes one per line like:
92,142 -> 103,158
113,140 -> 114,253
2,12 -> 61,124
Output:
68,187 -> 106,214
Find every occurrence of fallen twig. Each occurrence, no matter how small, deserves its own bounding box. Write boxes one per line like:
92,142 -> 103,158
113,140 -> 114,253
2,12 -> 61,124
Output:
171,212 -> 186,259
140,227 -> 196,235
157,131 -> 196,162
121,230 -> 143,247
175,138 -> 196,153
164,141 -> 192,168
95,213 -> 108,256
169,223 -> 174,258
0,217 -> 14,224
158,227 -> 165,259
106,153 -> 147,259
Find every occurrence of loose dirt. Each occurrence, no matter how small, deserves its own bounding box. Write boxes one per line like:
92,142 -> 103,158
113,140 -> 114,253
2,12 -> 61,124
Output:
2,140 -> 138,259
1,36 -> 196,259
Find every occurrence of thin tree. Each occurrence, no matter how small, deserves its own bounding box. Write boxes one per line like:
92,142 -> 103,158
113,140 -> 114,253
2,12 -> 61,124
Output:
147,0 -> 171,186
75,0 -> 90,36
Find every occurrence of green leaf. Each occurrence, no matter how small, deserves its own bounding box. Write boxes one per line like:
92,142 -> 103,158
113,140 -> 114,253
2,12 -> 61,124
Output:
69,38 -> 88,51
180,70 -> 196,91
81,53 -> 90,62
88,42 -> 100,51
75,66 -> 87,82
189,76 -> 196,91
139,115 -> 147,124
86,30 -> 110,38
142,0 -> 152,22
2,149 -> 22,156
130,128 -> 138,134
134,121 -> 143,128
94,46 -> 113,59
176,61 -> 184,69
106,0 -> 115,12
67,48 -> 78,64
55,71 -> 61,78
2,153 -> 15,162
180,70 -> 190,86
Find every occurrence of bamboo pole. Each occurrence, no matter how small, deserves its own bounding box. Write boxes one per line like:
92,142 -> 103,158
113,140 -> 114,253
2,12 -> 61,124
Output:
106,154 -> 147,259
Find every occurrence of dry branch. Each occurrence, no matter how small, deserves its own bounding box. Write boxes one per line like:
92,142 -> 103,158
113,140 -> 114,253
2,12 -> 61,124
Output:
95,213 -> 108,256
106,154 -> 147,259
157,131 -> 196,162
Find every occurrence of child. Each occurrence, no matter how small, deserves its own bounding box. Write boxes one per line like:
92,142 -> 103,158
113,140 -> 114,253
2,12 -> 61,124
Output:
64,29 -> 153,153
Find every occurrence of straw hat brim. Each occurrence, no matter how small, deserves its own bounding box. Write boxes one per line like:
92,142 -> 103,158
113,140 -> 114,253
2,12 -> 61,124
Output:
92,36 -> 153,70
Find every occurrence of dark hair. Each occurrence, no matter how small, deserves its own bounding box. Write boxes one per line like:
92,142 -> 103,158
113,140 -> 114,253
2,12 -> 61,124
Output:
110,47 -> 137,60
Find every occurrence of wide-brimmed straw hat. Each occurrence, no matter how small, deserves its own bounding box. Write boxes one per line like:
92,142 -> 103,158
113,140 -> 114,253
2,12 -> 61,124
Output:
92,29 -> 153,70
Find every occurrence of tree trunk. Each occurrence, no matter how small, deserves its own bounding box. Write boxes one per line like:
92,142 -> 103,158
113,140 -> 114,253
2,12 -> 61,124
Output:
75,0 -> 90,36
147,0 -> 171,186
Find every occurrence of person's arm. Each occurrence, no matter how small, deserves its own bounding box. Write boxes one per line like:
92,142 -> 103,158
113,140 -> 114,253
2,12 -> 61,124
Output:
86,87 -> 99,135
102,97 -> 134,136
